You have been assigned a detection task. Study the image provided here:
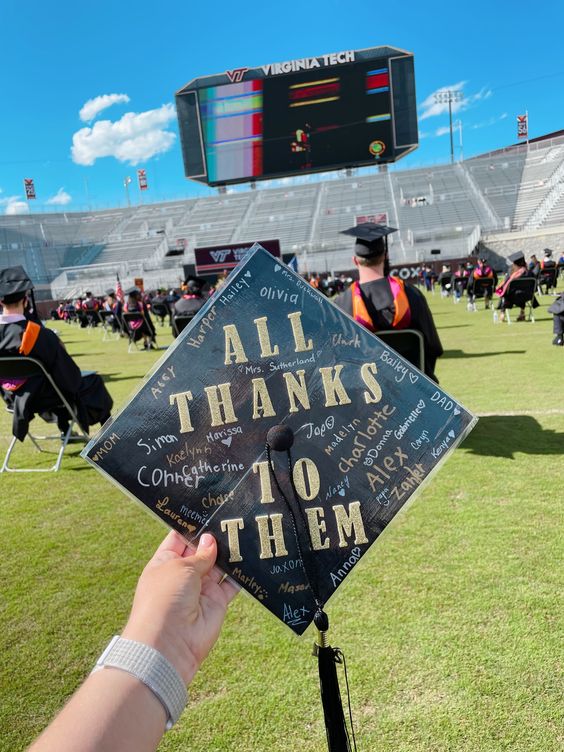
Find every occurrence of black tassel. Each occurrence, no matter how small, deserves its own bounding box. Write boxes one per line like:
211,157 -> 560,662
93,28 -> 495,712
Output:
314,609 -> 356,752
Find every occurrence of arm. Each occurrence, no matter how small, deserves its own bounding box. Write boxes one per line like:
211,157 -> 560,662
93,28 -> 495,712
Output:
29,532 -> 238,752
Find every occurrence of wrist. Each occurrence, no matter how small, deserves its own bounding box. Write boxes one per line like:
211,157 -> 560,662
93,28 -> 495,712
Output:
122,621 -> 198,686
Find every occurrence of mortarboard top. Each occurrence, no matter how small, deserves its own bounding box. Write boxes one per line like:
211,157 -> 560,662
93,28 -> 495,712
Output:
507,251 -> 525,265
105,288 -> 116,296
543,248 -> 553,256
340,223 -> 397,258
124,286 -> 141,296
0,265 -> 34,299
184,275 -> 206,292
82,244 -> 476,635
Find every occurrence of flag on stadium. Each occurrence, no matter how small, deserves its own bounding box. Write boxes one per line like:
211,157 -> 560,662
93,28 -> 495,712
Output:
137,169 -> 148,191
24,178 -> 36,200
517,113 -> 528,140
116,274 -> 124,303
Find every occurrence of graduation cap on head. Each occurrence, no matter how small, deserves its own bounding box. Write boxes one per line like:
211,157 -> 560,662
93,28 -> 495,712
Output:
543,248 -> 553,257
340,222 -> 397,258
83,244 -> 476,750
124,286 -> 141,296
105,288 -> 116,296
184,275 -> 206,293
507,251 -> 525,265
0,265 -> 34,300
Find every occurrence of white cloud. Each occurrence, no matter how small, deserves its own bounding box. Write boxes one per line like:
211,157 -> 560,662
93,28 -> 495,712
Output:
419,82 -> 493,121
46,187 -> 72,205
470,112 -> 508,130
79,93 -> 130,122
71,103 -> 176,166
0,196 -> 30,215
434,126 -> 451,137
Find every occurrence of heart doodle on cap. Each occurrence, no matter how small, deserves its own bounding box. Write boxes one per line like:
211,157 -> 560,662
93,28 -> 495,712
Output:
448,429 -> 455,438
244,271 -> 251,278
274,264 -> 281,272
409,373 -> 419,384
453,407 -> 460,416
221,437 -> 233,447
238,365 -> 244,373
317,350 -> 323,358
338,488 -> 346,497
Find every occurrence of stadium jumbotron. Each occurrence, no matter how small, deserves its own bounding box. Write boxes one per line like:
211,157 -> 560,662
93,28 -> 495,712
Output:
1,129 -> 564,299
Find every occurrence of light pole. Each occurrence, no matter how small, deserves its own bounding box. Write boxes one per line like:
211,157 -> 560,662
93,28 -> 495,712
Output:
434,90 -> 464,163
124,176 -> 132,207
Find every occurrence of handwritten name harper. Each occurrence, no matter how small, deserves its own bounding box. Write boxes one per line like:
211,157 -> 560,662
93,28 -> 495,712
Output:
169,311 -> 385,434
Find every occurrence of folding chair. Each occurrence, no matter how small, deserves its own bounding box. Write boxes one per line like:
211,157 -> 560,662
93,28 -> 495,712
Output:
0,357 -> 89,473
375,329 -> 425,373
122,311 -> 157,353
497,277 -> 537,324
467,277 -> 495,311
172,314 -> 195,339
537,267 -> 558,296
151,302 -> 170,326
98,310 -> 120,341
453,276 -> 468,304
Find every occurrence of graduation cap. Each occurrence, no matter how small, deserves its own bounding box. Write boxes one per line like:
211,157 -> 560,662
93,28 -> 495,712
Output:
340,223 -> 397,258
184,275 -> 206,293
0,265 -> 34,300
543,248 -> 553,257
83,245 -> 476,749
507,251 -> 525,265
124,286 -> 141,296
105,288 -> 116,297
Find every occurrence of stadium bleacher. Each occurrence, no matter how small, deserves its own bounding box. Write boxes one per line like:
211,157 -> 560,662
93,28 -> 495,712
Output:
1,132 -> 564,298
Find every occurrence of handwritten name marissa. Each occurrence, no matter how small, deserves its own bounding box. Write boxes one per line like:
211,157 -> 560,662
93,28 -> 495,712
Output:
169,311 -> 384,433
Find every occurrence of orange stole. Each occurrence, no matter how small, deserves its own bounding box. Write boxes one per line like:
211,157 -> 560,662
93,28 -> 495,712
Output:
350,277 -> 411,332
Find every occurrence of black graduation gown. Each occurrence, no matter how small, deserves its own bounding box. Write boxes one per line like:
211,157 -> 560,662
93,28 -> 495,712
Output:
333,278 -> 444,382
0,321 -> 113,440
173,295 -> 205,318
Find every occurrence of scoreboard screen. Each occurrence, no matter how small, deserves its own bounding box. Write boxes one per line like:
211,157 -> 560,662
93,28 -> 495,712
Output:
176,46 -> 418,187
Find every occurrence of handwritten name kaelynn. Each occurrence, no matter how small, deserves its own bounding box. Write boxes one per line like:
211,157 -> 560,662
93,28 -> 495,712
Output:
167,310 -> 406,565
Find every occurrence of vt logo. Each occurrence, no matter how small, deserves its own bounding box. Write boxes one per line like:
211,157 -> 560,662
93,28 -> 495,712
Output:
226,68 -> 248,84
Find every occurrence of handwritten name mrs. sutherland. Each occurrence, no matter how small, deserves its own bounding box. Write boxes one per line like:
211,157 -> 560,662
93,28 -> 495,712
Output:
168,310 -> 385,434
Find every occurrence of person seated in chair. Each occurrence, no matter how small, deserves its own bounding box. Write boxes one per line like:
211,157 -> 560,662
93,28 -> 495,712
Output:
0,266 -> 113,441
150,288 -> 170,326
81,291 -> 99,327
123,287 -> 156,350
333,222 -> 443,381
547,293 -> 564,346
173,277 -> 206,337
453,263 -> 469,302
538,249 -> 558,294
467,257 -> 497,309
102,290 -> 122,334
437,264 -> 453,297
495,251 -> 538,322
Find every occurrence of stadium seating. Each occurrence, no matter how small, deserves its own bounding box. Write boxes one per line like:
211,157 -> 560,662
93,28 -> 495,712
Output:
2,133 -> 564,298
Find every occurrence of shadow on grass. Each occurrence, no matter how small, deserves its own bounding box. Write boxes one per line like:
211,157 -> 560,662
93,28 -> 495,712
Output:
442,349 -> 526,359
100,372 -> 144,383
461,415 -> 564,458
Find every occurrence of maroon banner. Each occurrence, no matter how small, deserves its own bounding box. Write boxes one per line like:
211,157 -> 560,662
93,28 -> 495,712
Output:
137,169 -> 148,191
355,212 -> 387,225
24,178 -> 36,200
517,114 -> 528,140
195,240 -> 280,275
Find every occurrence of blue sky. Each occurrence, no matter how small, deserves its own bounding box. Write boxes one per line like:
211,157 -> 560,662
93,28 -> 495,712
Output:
1,0 -> 563,214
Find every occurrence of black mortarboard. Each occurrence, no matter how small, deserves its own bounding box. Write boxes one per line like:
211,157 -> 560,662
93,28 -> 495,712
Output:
0,265 -> 34,300
124,286 -> 141,296
83,244 -> 476,747
105,288 -> 116,296
507,251 -> 525,265
184,275 -> 206,293
340,223 -> 397,258
543,248 -> 553,256
84,244 -> 476,635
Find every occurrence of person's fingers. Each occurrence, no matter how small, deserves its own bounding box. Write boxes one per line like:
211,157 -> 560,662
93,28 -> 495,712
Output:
181,533 -> 217,577
153,530 -> 188,559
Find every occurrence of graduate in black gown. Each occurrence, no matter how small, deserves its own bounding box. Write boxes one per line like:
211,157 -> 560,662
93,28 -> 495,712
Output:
333,223 -> 443,382
123,287 -> 157,349
0,266 -> 113,441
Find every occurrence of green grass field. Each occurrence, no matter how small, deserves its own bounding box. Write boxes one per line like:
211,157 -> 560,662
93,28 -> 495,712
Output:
1,291 -> 562,752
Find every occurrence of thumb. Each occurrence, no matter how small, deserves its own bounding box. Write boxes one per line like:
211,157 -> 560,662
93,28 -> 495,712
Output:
184,533 -> 217,577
